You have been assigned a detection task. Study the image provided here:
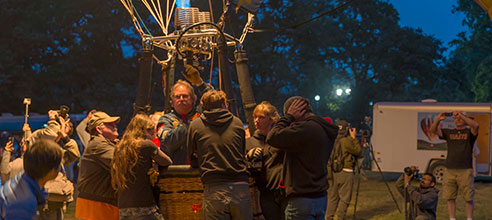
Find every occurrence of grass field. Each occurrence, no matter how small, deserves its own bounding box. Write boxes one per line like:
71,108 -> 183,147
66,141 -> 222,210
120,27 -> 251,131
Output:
63,177 -> 492,220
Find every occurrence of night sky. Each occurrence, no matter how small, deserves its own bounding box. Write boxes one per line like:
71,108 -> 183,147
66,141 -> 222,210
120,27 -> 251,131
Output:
390,0 -> 468,49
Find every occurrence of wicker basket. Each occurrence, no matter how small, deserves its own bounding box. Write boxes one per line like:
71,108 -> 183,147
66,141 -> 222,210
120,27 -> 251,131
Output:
159,165 -> 203,220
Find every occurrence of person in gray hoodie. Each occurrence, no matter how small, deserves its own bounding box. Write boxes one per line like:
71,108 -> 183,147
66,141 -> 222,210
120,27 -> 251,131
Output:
187,90 -> 252,220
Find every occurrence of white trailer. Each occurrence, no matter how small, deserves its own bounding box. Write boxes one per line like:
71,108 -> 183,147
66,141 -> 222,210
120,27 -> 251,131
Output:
371,102 -> 492,183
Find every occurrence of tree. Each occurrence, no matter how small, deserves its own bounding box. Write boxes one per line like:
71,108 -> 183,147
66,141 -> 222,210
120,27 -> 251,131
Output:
446,0 -> 492,102
0,0 -> 140,124
243,0 -> 445,123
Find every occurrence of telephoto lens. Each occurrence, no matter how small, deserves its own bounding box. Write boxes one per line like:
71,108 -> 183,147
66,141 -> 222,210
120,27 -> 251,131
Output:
404,167 -> 413,176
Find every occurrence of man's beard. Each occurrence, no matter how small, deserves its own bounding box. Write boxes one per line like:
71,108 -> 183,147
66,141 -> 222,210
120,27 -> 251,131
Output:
420,184 -> 432,189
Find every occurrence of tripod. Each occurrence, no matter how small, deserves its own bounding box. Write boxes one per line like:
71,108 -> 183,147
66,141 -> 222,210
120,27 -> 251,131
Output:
352,138 -> 401,220
404,185 -> 415,220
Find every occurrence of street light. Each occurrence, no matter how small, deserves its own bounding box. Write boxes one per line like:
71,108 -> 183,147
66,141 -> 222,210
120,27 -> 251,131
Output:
314,94 -> 320,113
336,89 -> 343,96
345,88 -> 351,95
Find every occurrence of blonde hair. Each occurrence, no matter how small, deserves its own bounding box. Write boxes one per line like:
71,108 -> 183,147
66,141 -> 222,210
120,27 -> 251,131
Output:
254,101 -> 280,122
111,114 -> 155,190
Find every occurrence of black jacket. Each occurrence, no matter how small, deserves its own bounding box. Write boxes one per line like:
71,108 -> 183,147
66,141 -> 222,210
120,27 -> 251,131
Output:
246,131 -> 284,192
266,114 -> 338,198
187,109 -> 249,185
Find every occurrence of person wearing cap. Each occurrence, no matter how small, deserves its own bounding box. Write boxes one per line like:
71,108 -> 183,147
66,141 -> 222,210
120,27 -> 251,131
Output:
326,120 -> 361,220
430,112 -> 479,220
266,96 -> 338,220
75,111 -> 121,220
156,65 -> 213,165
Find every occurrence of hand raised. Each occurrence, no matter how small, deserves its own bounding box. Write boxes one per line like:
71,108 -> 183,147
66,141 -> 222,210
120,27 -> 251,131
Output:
287,99 -> 307,120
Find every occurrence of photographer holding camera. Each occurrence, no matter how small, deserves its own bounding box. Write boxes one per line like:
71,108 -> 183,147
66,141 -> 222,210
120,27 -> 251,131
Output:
326,120 -> 362,220
430,111 -> 478,220
396,166 -> 438,220
0,106 -> 80,220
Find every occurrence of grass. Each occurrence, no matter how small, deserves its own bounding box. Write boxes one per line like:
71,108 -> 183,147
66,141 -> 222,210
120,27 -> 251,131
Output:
345,175 -> 492,220
62,176 -> 492,220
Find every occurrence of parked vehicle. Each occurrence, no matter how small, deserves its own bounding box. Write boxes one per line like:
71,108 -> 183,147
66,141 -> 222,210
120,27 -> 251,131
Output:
371,101 -> 491,183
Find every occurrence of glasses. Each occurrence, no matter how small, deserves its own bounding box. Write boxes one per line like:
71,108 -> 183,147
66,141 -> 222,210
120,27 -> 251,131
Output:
173,94 -> 191,100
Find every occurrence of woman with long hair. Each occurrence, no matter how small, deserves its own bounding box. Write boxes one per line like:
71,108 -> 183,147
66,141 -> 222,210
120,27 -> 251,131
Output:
245,101 -> 285,220
111,114 -> 172,220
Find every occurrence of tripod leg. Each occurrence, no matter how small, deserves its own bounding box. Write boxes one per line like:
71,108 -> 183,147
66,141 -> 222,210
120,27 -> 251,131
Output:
404,187 -> 408,220
352,161 -> 361,220
369,143 -> 402,213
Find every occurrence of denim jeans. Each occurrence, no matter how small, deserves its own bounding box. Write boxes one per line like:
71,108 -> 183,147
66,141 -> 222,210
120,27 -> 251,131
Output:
260,190 -> 286,220
120,211 -> 164,220
203,183 -> 253,220
284,196 -> 327,220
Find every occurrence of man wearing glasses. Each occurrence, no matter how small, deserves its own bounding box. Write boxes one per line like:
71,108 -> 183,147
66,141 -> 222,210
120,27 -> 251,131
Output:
157,65 -> 213,164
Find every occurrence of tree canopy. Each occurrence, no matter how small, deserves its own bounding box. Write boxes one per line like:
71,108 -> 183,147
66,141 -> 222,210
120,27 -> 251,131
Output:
0,0 -> 483,127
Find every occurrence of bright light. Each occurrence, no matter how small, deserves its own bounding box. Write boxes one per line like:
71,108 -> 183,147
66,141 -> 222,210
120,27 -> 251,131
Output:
369,101 -> 373,106
345,88 -> 351,95
314,95 -> 320,101
336,89 -> 343,96
176,0 -> 190,8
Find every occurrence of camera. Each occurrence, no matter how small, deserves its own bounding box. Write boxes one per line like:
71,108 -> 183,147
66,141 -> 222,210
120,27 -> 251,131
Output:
251,154 -> 263,171
444,112 -> 453,117
56,105 -> 70,121
404,167 -> 419,180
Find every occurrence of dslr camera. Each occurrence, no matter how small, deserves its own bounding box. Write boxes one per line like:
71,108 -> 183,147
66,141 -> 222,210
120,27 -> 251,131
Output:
250,152 -> 263,173
404,166 -> 419,180
55,105 -> 70,122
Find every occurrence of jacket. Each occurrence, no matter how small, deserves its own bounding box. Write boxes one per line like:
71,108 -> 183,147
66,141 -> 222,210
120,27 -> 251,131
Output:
157,82 -> 213,165
336,134 -> 362,170
187,108 -> 249,185
26,120 -> 80,166
246,131 -> 284,192
77,135 -> 118,205
1,122 -> 79,204
266,114 -> 338,198
395,175 -> 439,220
0,173 -> 47,220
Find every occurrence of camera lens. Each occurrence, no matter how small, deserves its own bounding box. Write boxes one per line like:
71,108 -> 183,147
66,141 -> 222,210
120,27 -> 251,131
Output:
404,167 -> 413,176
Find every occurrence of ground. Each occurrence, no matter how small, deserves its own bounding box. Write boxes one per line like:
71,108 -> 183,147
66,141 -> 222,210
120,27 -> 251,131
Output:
63,177 -> 492,220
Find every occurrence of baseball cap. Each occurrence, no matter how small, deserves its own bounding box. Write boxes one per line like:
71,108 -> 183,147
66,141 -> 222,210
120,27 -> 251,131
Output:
87,111 -> 120,133
337,120 -> 349,132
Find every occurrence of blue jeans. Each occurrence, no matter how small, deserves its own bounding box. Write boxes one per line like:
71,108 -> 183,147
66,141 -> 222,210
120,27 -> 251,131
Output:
284,196 -> 327,220
203,183 -> 253,220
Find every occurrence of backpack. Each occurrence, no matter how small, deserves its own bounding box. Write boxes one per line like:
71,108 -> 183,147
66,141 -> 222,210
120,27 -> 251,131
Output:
44,169 -> 74,203
328,138 -> 348,173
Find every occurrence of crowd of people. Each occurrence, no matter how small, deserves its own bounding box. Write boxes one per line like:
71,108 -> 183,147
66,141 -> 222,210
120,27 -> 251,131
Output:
0,65 -> 480,220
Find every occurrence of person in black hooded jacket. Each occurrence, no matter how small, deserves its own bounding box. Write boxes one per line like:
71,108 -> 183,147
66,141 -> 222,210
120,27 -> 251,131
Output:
266,96 -> 338,220
245,101 -> 284,220
187,90 -> 252,220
